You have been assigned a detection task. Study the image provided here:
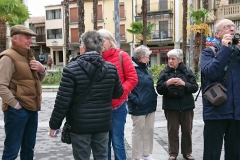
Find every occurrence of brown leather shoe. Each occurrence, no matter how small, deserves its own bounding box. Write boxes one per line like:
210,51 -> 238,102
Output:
183,154 -> 195,160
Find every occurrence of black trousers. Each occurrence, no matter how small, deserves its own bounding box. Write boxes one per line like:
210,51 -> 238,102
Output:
165,110 -> 194,157
203,120 -> 240,160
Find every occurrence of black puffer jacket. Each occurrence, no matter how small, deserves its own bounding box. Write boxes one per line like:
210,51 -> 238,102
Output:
156,62 -> 198,111
49,52 -> 123,134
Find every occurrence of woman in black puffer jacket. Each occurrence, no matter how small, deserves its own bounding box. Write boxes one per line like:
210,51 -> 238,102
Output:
156,49 -> 198,160
49,30 -> 123,160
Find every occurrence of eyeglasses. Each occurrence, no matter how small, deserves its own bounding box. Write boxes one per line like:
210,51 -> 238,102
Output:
222,24 -> 236,30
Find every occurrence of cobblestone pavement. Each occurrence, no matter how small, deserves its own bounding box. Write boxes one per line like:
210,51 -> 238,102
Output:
0,92 -> 224,160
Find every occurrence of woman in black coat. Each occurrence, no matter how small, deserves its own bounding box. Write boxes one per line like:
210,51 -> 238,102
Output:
156,49 -> 198,160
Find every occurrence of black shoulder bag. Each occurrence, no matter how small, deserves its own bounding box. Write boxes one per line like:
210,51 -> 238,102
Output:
195,47 -> 237,106
61,64 -> 103,144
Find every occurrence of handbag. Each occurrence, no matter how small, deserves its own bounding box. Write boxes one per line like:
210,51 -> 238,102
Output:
61,122 -> 72,144
202,47 -> 237,106
61,63 -> 103,144
203,82 -> 227,106
167,85 -> 185,98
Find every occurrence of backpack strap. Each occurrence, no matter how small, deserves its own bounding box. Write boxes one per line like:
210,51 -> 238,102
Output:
118,51 -> 123,71
208,46 -> 217,57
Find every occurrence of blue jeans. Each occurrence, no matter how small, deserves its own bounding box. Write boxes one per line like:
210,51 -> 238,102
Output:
108,101 -> 127,160
2,107 -> 38,160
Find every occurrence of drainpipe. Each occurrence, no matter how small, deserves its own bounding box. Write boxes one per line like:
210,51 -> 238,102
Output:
114,0 -> 120,48
129,0 -> 136,57
174,0 -> 180,49
189,0 -> 194,69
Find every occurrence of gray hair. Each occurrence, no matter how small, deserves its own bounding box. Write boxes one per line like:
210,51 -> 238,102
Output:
97,29 -> 118,48
214,19 -> 232,32
167,49 -> 183,61
80,30 -> 103,54
133,45 -> 152,60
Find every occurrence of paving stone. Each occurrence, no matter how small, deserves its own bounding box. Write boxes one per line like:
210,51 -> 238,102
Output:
0,91 -> 225,160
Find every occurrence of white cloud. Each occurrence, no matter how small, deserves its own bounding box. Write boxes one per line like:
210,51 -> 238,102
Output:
28,0 -> 62,17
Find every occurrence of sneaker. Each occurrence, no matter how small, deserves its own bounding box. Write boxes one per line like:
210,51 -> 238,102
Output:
142,155 -> 156,160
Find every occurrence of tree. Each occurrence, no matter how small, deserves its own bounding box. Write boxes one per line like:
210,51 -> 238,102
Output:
189,8 -> 211,74
127,22 -> 155,45
141,0 -> 147,45
182,0 -> 188,64
93,0 -> 98,30
0,0 -> 30,52
202,0 -> 208,51
63,0 -> 69,63
77,0 -> 85,42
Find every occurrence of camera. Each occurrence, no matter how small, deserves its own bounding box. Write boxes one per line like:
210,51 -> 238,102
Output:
232,33 -> 240,45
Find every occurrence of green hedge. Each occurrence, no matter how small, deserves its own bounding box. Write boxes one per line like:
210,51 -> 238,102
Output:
42,64 -> 166,85
148,64 -> 166,82
42,69 -> 62,85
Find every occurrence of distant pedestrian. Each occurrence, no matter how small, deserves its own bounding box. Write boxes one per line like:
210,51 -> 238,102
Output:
39,52 -> 45,64
156,49 -> 198,160
49,30 -> 123,160
97,29 -> 138,160
201,19 -> 240,160
47,54 -> 52,69
128,45 -> 157,160
0,25 -> 46,160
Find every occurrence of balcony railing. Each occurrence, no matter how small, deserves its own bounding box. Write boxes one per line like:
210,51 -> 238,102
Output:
222,3 -> 240,19
120,34 -> 126,41
150,30 -> 172,40
136,1 -> 173,14
36,35 -> 46,42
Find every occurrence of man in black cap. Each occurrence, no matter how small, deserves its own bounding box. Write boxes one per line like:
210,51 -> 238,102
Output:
0,25 -> 46,159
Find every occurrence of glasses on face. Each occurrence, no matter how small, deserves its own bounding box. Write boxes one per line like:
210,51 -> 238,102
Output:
222,24 -> 236,30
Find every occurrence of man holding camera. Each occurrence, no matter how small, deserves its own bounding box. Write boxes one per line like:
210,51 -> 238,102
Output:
201,19 -> 240,159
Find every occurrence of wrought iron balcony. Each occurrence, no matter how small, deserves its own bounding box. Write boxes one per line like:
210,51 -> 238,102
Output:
136,1 -> 173,14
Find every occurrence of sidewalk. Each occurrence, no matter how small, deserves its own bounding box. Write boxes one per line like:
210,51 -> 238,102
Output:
0,90 -> 225,160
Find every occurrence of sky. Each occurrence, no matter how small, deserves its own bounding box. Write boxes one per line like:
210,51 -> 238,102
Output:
28,0 -> 62,17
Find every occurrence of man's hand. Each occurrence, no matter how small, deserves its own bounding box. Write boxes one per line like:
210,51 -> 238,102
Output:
222,34 -> 233,47
29,60 -> 45,72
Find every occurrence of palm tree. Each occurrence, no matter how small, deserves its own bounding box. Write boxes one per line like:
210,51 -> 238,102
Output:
189,8 -> 211,74
127,21 -> 155,45
63,0 -> 69,63
92,0 -> 98,30
77,0 -> 85,42
141,0 -> 147,45
0,0 -> 29,52
182,0 -> 188,64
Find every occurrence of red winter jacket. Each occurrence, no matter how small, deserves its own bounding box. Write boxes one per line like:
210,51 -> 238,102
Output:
102,48 -> 138,109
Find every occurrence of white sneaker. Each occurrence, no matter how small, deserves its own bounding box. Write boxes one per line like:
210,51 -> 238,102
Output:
142,155 -> 156,160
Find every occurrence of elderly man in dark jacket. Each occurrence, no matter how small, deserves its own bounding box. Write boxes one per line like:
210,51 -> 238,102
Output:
49,30 -> 123,160
201,19 -> 240,160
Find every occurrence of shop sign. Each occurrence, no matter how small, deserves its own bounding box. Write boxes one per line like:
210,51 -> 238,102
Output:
151,48 -> 173,54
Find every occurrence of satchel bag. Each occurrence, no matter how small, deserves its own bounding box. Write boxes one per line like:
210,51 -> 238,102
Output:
61,122 -> 72,144
203,82 -> 227,106
167,85 -> 185,98
196,47 -> 238,105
